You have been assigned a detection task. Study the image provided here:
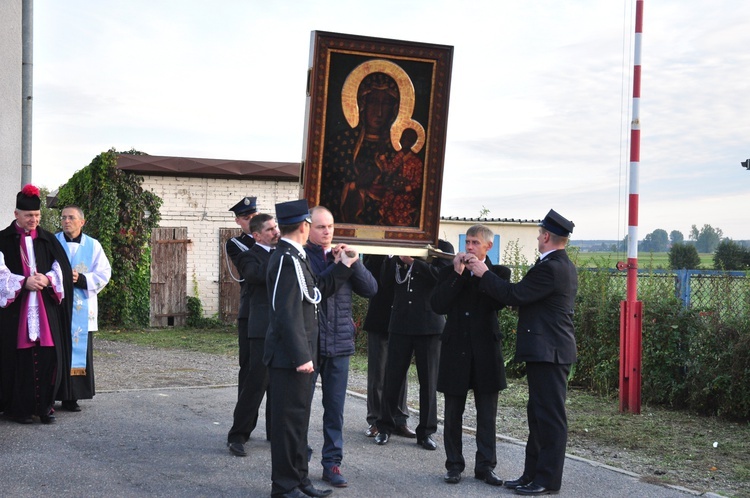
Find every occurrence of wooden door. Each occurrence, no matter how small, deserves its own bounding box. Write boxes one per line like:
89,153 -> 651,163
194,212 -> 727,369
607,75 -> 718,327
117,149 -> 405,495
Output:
219,228 -> 243,324
150,227 -> 189,327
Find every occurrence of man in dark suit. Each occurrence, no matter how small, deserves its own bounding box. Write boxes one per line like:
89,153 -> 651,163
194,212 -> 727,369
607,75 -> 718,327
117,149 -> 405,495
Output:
362,254 -> 413,440
431,225 -> 511,486
264,199 -> 358,498
226,213 -> 279,456
225,196 -> 258,456
467,209 -> 578,496
374,240 -> 453,451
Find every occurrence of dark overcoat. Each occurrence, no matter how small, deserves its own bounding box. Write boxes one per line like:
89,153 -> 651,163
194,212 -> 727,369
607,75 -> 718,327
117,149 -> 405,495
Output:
431,259 -> 511,395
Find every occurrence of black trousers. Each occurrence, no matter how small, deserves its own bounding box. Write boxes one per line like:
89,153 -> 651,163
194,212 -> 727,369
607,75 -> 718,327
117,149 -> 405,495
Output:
268,366 -> 315,496
444,390 -> 499,473
523,362 -> 570,490
377,333 -> 440,440
228,332 -> 270,443
366,331 -> 408,427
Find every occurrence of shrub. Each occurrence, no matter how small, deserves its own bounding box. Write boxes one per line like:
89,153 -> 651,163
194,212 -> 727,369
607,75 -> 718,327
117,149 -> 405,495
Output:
640,299 -> 695,407
684,314 -> 750,420
669,242 -> 701,269
713,239 -> 750,270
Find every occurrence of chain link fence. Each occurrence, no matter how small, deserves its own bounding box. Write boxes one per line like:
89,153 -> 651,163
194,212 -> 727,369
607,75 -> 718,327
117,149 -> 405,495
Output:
602,269 -> 750,322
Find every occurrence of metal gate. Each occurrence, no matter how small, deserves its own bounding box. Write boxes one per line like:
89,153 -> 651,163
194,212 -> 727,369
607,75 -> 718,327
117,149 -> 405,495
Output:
219,228 -> 243,323
150,227 -> 189,327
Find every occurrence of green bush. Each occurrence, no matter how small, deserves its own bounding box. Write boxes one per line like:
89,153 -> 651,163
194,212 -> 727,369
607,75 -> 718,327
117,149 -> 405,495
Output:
571,267 -> 622,394
669,242 -> 701,269
684,314 -> 750,420
713,239 -> 750,270
640,299 -> 695,407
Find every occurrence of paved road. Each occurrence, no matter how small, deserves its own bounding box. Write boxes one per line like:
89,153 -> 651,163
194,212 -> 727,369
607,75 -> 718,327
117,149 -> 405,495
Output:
1,385 -> 718,497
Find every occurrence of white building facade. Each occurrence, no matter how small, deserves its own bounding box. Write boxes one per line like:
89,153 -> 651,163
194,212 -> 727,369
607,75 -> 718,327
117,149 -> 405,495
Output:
0,0 -> 23,215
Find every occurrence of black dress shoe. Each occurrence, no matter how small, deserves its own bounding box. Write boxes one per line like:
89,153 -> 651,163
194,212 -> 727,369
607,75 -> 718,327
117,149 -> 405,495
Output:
417,435 -> 437,450
61,400 -> 81,412
393,424 -> 417,438
227,441 -> 247,456
515,483 -> 559,495
279,489 -> 307,498
374,432 -> 389,445
504,476 -> 533,489
39,413 -> 56,424
443,469 -> 462,484
365,424 -> 379,437
474,469 -> 503,486
298,484 -> 333,497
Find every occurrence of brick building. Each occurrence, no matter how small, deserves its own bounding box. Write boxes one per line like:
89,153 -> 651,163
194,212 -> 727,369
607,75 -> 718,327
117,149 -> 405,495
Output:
116,154 -> 300,324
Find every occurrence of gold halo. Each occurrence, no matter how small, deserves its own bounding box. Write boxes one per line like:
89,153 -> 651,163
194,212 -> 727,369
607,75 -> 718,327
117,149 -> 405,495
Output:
341,59 -> 425,153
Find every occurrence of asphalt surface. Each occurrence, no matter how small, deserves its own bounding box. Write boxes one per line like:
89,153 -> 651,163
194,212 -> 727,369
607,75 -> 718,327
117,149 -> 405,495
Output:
1,385 -> 719,497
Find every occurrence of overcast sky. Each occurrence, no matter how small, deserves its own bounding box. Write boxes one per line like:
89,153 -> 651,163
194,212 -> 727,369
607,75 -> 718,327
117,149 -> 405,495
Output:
31,0 -> 750,240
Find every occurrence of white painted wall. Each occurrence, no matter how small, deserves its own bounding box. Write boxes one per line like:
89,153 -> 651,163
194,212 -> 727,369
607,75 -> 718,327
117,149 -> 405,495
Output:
0,0 -> 23,217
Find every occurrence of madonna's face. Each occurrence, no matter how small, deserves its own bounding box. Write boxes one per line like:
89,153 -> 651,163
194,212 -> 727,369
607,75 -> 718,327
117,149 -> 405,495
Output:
364,89 -> 398,133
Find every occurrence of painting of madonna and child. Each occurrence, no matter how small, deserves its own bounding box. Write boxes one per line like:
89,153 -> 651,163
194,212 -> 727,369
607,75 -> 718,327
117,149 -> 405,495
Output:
302,31 -> 453,249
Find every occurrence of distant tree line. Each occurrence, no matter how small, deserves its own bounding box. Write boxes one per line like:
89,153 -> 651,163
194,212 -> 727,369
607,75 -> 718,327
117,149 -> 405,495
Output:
577,224 -> 750,270
620,224 -> 727,253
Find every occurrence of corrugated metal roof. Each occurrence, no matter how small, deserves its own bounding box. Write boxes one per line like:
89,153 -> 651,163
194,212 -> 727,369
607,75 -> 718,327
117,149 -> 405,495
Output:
115,154 -> 300,180
440,216 -> 541,224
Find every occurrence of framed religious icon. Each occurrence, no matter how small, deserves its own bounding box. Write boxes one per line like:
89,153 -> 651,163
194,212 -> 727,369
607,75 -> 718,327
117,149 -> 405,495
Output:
302,31 -> 454,251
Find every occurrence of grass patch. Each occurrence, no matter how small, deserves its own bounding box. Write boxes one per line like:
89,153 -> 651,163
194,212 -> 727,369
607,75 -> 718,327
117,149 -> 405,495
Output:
97,326 -> 238,356
575,251 -> 714,269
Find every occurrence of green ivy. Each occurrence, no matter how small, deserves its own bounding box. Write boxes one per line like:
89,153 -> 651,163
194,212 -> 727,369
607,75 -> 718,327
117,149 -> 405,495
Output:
186,295 -> 223,328
55,148 -> 162,327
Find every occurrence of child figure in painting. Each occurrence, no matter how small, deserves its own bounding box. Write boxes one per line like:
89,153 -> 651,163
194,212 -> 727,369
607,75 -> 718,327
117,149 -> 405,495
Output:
380,127 -> 423,227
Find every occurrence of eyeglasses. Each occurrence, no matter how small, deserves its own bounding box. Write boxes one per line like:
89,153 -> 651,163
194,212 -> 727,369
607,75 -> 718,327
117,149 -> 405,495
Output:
60,216 -> 80,221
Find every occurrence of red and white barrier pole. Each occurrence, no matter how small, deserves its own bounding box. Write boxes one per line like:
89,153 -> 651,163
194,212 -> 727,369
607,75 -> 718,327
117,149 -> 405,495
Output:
620,0 -> 644,414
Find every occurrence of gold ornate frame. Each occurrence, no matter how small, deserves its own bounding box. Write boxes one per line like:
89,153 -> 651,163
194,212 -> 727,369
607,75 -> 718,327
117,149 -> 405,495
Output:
302,31 -> 454,249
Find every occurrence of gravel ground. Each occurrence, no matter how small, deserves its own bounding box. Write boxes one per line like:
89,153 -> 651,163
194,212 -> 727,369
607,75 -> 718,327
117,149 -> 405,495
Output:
95,339 -> 240,391
94,339 -> 475,432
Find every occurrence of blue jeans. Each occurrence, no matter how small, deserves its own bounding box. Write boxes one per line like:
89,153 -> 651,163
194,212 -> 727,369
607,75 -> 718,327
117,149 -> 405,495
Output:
312,355 -> 350,468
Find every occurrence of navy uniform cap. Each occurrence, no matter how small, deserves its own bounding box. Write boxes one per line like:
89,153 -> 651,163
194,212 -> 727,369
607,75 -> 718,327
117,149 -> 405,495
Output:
229,196 -> 257,216
275,199 -> 311,225
539,209 -> 575,237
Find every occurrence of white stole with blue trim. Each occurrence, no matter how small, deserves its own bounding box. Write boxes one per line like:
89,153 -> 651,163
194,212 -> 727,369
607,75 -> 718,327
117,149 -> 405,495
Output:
57,233 -> 95,375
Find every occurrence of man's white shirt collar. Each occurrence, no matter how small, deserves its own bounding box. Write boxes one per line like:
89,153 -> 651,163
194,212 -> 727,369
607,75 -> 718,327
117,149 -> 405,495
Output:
282,237 -> 305,258
539,249 -> 556,261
